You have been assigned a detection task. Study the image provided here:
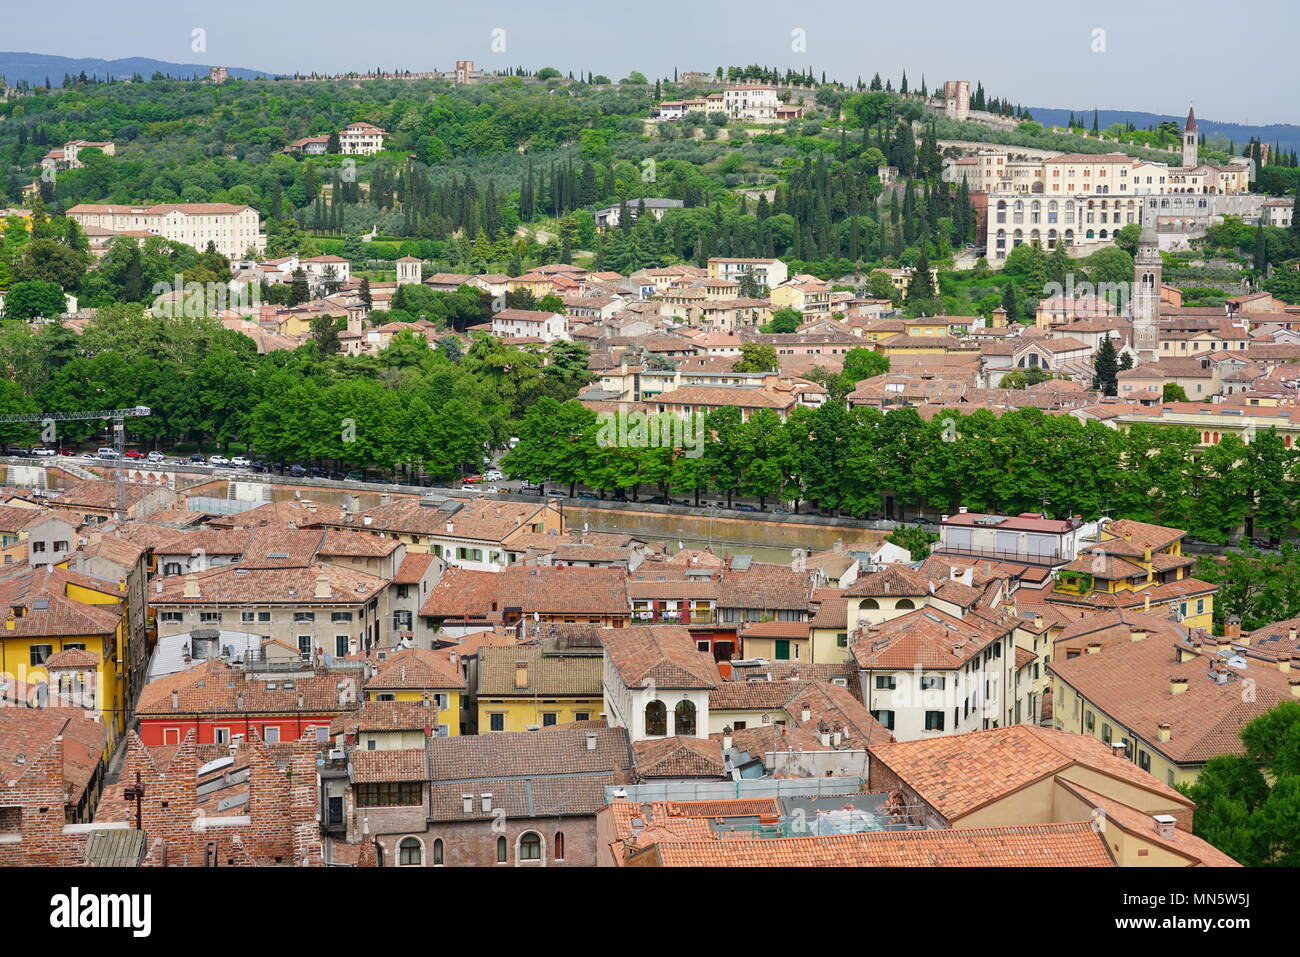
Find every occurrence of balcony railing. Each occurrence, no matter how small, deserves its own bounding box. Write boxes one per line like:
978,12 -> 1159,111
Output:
934,543 -> 1065,565
632,610 -> 717,625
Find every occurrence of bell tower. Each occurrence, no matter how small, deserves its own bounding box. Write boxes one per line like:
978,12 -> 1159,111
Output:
1131,223 -> 1161,360
395,256 -> 423,286
1182,106 -> 1198,168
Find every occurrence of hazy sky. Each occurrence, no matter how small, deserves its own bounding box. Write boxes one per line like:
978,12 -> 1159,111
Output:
20,0 -> 1298,125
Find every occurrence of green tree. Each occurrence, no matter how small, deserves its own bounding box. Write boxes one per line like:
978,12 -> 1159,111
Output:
2,280 -> 66,320
733,342 -> 779,373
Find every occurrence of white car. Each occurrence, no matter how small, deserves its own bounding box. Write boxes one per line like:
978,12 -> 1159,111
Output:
31,448 -> 56,457
230,456 -> 251,468
97,448 -> 121,459
483,469 -> 503,482
146,451 -> 167,463
208,455 -> 230,467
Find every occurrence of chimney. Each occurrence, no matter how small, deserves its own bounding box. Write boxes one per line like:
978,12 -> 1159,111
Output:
297,692 -> 305,710
314,572 -> 332,600
801,702 -> 812,723
1217,637 -> 1233,653
1129,628 -> 1146,642
237,691 -> 246,710
1224,617 -> 1241,639
1153,814 -> 1177,840
1033,612 -> 1044,630
183,574 -> 201,599
722,725 -> 733,750
1086,641 -> 1102,654
171,689 -> 179,709
1290,627 -> 1298,643
585,732 -> 597,751
1169,676 -> 1189,695
514,659 -> 529,689
1143,593 -> 1151,613
1158,721 -> 1171,742
1279,656 -> 1292,675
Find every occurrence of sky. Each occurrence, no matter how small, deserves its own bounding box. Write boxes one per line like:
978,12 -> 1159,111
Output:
18,0 -> 1299,125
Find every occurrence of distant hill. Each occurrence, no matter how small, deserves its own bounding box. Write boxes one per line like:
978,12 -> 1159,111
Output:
0,52 -> 272,86
1028,106 -> 1299,155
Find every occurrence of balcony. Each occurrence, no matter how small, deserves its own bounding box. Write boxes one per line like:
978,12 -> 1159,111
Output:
631,609 -> 717,625
934,543 -> 1064,566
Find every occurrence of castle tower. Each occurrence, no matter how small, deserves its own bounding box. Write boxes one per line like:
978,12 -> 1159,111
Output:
1131,223 -> 1161,360
395,256 -> 423,286
1182,106 -> 1198,168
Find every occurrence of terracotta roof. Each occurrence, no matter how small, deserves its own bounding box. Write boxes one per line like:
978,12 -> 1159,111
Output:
136,659 -> 358,716
496,565 -> 629,615
843,564 -> 931,598
1048,635 -> 1296,765
633,821 -> 1114,866
0,709 -> 105,804
602,625 -> 722,690
365,648 -> 465,691
394,551 -> 437,585
419,566 -> 500,619
151,562 -> 387,606
475,644 -> 603,697
869,725 -> 1190,822
852,606 -> 1012,670
633,736 -> 726,778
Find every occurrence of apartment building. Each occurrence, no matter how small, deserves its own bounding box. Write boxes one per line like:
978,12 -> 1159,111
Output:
65,202 -> 266,259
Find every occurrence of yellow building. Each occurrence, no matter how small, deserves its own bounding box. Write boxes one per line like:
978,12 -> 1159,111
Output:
1046,518 -> 1215,632
739,620 -> 811,663
0,566 -> 129,751
808,595 -> 852,664
362,648 -> 466,736
474,642 -> 604,733
1049,624 -> 1299,789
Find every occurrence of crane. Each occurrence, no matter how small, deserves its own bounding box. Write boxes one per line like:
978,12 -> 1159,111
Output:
0,406 -> 151,454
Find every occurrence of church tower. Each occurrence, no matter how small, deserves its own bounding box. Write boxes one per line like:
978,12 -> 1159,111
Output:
1182,106 -> 1198,168
1131,223 -> 1161,360
395,256 -> 423,286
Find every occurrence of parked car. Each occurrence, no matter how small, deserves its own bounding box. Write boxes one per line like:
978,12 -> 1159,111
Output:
97,447 -> 121,459
31,447 -> 56,457
463,473 -> 483,484
123,449 -> 147,460
5,445 -> 29,456
459,485 -> 479,492
288,464 -> 307,477
483,469 -> 503,482
208,455 -> 230,467
1250,538 -> 1274,550
230,456 -> 251,468
188,453 -> 206,464
58,449 -> 76,456
519,480 -> 543,492
577,492 -> 599,500
251,461 -> 270,473
733,503 -> 758,512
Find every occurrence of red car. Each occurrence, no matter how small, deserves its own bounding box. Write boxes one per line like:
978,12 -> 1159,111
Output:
58,449 -> 76,456
123,449 -> 147,460
463,474 -> 483,483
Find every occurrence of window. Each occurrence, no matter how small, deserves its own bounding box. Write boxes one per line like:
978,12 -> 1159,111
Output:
496,836 -> 507,862
836,633 -> 848,647
871,709 -> 895,730
574,712 -> 590,722
432,838 -> 444,865
519,832 -> 542,861
30,645 -> 52,666
554,831 -> 565,861
357,782 -> 423,807
541,712 -> 558,727
1086,711 -> 1095,732
1101,723 -> 1112,744
298,635 -> 312,655
860,598 -> 879,610
920,676 -> 945,690
489,713 -> 505,732
263,727 -> 280,743
674,699 -> 697,736
331,611 -> 353,622
645,700 -> 668,736
214,728 -> 230,744
199,612 -> 222,624
774,639 -> 790,660
398,837 -> 422,866
924,711 -> 945,731
1138,750 -> 1151,773
160,612 -> 184,623
895,599 -> 915,610
335,635 -> 349,657
875,675 -> 896,690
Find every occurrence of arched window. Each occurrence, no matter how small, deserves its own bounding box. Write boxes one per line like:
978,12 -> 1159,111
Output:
860,598 -> 880,610
896,598 -> 916,610
554,831 -> 565,861
433,838 -> 443,865
519,832 -> 542,861
398,837 -> 422,866
674,699 -> 697,736
496,836 -> 507,862
644,700 -> 667,736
